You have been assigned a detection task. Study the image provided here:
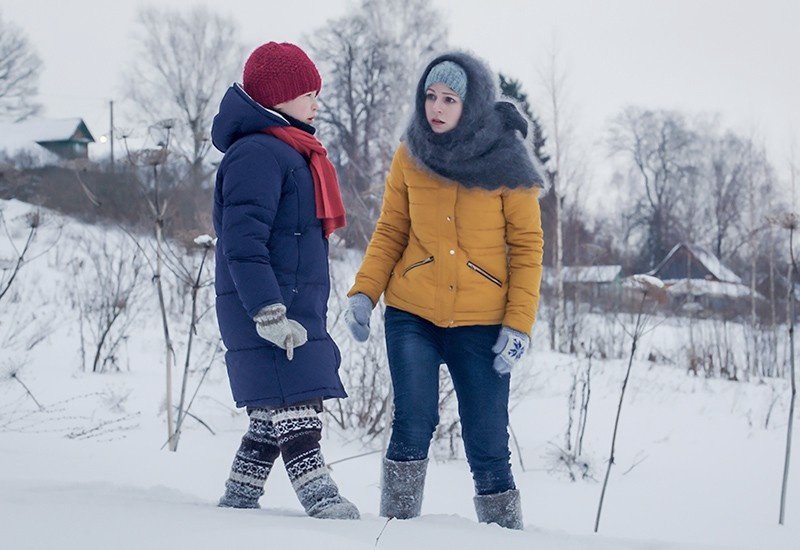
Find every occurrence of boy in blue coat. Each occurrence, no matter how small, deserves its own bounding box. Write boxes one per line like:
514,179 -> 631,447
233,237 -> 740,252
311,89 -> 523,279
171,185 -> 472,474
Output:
211,42 -> 358,519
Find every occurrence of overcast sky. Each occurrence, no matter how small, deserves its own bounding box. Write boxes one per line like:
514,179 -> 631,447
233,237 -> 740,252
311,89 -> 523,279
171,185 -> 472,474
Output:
3,0 -> 799,189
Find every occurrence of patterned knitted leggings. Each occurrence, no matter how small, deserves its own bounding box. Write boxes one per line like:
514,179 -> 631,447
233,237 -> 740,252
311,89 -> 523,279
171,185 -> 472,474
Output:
220,404 -> 335,513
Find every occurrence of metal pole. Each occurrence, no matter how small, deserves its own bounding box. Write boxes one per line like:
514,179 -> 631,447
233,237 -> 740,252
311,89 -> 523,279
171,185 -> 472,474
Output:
109,100 -> 115,173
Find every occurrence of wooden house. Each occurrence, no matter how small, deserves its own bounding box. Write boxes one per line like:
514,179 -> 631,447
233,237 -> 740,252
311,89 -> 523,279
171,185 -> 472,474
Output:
646,243 -> 759,316
0,118 -> 95,164
542,265 -> 624,310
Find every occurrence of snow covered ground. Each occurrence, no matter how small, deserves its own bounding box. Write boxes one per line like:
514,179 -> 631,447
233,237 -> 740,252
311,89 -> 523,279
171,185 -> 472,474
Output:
1,198 -> 798,549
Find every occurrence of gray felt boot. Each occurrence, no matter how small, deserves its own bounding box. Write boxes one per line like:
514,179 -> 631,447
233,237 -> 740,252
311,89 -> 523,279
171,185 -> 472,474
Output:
474,489 -> 524,530
379,457 -> 428,519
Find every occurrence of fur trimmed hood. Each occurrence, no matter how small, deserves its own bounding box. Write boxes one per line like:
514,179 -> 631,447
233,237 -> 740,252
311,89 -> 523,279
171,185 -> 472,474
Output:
404,51 -> 545,191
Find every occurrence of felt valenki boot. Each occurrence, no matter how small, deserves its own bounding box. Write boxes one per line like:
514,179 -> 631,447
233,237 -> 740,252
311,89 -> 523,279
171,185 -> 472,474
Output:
473,488 -> 524,530
379,457 -> 429,519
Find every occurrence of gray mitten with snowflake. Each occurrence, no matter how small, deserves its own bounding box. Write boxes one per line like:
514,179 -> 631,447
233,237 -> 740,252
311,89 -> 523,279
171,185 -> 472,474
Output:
253,303 -> 308,360
491,326 -> 529,375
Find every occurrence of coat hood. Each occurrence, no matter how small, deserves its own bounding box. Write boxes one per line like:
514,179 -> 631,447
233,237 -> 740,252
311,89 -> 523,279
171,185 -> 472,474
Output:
211,83 -> 292,153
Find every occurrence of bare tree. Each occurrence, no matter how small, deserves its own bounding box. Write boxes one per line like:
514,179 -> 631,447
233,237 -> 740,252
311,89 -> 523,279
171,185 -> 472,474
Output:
306,0 -> 447,248
125,6 -> 244,187
701,131 -> 750,258
538,43 -> 583,353
0,11 -> 42,122
608,108 -> 698,269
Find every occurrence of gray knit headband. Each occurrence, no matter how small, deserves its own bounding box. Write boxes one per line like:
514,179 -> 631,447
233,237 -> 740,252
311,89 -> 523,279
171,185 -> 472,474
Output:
424,61 -> 467,99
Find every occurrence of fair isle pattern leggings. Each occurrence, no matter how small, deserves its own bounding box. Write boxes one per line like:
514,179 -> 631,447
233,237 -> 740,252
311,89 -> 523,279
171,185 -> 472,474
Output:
221,404 -> 338,514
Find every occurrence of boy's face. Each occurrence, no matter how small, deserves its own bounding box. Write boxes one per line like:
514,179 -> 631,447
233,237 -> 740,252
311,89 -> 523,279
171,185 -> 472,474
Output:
424,82 -> 463,134
273,91 -> 319,125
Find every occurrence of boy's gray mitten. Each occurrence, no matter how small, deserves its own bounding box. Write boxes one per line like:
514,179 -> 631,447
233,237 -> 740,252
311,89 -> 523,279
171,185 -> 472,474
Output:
345,293 -> 373,342
491,326 -> 530,375
254,303 -> 308,360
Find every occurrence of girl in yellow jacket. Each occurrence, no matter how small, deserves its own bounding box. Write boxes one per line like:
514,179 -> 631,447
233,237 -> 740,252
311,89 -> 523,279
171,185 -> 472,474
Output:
345,52 -> 544,530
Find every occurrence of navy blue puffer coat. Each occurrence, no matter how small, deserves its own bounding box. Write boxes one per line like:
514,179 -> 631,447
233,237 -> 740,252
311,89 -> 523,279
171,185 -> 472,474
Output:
211,83 -> 346,408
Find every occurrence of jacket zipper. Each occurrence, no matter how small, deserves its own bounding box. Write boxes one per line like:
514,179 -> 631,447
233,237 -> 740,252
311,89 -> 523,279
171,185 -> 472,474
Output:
467,261 -> 502,287
292,169 -> 300,296
403,256 -> 434,276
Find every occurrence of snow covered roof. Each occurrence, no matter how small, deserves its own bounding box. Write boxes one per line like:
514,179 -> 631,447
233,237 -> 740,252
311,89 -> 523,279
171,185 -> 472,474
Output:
621,274 -> 668,294
684,244 -> 741,284
543,265 -> 623,286
663,279 -> 755,299
649,243 -> 742,284
0,118 -> 95,163
630,274 -> 665,289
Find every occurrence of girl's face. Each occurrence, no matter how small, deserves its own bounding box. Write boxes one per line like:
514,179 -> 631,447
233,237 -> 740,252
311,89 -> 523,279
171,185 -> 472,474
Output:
424,83 -> 463,133
273,91 -> 319,124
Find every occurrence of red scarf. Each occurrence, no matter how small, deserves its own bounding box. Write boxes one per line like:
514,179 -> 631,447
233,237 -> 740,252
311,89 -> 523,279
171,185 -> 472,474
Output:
262,126 -> 347,238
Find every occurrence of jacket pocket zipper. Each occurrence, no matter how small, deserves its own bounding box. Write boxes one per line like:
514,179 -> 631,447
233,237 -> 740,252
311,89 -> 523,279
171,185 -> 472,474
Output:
467,261 -> 502,287
403,256 -> 434,276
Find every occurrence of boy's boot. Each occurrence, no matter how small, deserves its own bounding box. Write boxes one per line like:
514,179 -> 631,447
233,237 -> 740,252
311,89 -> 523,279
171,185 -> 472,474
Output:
272,404 -> 360,519
379,457 -> 428,519
473,488 -> 523,530
218,408 -> 280,508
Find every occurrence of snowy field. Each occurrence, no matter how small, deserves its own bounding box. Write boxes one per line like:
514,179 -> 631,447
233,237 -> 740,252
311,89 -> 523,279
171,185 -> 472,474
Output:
1,198 -> 798,549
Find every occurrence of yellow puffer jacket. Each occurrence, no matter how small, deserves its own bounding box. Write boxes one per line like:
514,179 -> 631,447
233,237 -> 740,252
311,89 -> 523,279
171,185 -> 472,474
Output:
348,143 -> 544,335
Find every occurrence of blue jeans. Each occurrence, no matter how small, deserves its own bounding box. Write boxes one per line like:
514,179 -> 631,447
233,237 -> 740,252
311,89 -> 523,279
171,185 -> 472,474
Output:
384,306 -> 515,495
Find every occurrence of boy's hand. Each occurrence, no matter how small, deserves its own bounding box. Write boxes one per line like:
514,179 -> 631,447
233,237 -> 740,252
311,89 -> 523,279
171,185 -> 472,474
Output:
254,303 -> 308,360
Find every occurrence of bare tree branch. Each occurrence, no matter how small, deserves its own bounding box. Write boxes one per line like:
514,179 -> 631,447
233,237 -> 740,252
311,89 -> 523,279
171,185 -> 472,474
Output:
0,11 -> 42,121
125,6 -> 244,187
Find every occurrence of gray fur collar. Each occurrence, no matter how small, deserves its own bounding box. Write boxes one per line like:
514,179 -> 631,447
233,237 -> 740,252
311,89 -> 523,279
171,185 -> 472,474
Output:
404,51 -> 544,191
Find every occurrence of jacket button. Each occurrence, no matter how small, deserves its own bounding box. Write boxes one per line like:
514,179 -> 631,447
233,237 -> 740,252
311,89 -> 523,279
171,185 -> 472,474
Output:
449,249 -> 455,255
446,216 -> 452,222
449,285 -> 454,291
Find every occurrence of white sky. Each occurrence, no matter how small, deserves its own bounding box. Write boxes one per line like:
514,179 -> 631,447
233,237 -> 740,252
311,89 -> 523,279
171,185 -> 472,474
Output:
2,0 -> 799,188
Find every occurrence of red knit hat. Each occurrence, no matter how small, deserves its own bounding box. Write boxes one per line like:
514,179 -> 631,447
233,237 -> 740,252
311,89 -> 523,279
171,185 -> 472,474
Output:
242,42 -> 322,108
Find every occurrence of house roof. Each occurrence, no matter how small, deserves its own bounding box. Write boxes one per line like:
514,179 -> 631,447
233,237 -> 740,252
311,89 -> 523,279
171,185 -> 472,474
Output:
663,279 -> 754,299
649,243 -> 742,284
543,265 -> 623,286
0,118 -> 95,162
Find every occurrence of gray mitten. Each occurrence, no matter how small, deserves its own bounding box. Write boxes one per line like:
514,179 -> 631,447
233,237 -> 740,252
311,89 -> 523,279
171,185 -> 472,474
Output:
345,293 -> 373,342
491,326 -> 530,375
254,303 -> 308,360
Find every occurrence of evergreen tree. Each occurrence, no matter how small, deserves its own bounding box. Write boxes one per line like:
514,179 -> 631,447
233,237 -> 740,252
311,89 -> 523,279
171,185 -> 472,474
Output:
499,73 -> 550,168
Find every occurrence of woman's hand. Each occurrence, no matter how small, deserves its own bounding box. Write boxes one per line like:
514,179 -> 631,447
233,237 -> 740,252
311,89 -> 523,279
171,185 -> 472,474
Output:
345,293 -> 373,342
491,326 -> 530,375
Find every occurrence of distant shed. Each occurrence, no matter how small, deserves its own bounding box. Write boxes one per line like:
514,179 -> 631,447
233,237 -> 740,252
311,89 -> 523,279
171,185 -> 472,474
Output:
0,118 -> 95,163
